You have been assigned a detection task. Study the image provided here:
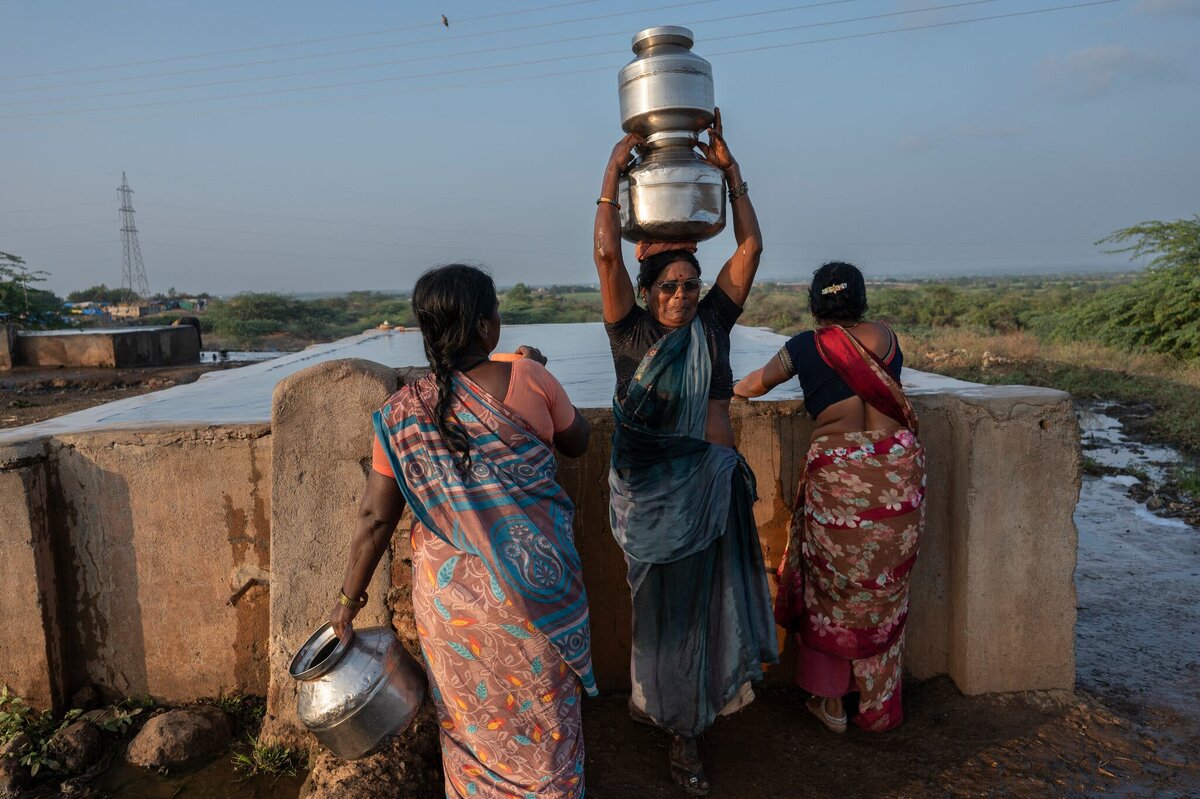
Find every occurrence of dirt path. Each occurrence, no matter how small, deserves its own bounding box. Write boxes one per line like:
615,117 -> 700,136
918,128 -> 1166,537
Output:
583,679 -> 1195,798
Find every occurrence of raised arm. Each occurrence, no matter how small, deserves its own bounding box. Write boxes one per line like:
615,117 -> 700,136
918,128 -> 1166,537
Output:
594,133 -> 643,323
697,108 -> 763,308
734,350 -> 792,399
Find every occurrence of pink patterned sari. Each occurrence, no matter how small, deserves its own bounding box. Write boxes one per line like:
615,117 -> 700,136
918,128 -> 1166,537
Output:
375,373 -> 594,797
775,326 -> 926,732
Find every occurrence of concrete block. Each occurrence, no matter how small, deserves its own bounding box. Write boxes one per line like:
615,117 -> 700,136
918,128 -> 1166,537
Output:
0,441 -> 64,709
948,387 -> 1079,693
263,359 -> 400,748
0,324 -> 17,370
49,425 -> 272,702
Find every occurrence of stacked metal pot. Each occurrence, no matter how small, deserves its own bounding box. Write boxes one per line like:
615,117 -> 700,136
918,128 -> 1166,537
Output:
617,26 -> 726,243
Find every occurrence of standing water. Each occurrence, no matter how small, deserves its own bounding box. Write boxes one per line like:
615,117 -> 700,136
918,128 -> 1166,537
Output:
1073,401 -> 1200,734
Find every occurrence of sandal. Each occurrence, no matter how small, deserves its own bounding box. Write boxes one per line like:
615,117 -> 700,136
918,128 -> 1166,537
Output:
669,735 -> 710,796
806,695 -> 848,734
628,699 -> 660,728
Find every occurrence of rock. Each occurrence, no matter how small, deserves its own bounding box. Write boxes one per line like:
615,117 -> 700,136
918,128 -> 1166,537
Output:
126,707 -> 232,769
70,685 -> 102,712
301,702 -> 442,799
0,732 -> 32,794
48,720 -> 103,774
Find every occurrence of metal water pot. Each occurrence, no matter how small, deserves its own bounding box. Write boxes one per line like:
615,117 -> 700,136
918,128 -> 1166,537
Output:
616,26 -> 726,243
619,145 -> 726,242
290,623 -> 427,760
618,26 -> 715,139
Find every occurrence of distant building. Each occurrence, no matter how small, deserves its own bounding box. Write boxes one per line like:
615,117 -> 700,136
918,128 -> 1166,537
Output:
110,303 -> 161,319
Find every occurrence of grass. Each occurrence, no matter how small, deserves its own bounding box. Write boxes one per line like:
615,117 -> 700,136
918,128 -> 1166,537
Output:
1175,465 -> 1200,498
207,694 -> 266,734
902,329 -> 1200,453
231,735 -> 299,779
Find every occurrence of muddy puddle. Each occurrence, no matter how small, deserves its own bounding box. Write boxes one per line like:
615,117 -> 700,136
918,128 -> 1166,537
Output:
1073,401 -> 1200,731
91,752 -> 305,798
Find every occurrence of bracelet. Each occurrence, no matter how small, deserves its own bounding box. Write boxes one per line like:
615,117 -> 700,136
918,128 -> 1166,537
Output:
596,197 -> 621,210
338,589 -> 368,609
729,181 -> 749,201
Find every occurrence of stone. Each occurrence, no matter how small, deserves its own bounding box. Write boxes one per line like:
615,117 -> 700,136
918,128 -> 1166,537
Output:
0,732 -> 31,794
126,707 -> 232,769
69,685 -> 101,711
301,702 -> 441,799
48,720 -> 103,774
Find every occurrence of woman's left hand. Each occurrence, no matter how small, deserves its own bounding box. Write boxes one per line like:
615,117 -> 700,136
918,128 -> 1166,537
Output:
696,107 -> 736,172
516,345 -> 547,365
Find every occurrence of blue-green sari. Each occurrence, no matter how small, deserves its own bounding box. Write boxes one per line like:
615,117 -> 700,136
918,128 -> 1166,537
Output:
609,317 -> 778,737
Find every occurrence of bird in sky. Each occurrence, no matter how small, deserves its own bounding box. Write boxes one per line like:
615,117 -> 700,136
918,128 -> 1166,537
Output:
441,14 -> 449,27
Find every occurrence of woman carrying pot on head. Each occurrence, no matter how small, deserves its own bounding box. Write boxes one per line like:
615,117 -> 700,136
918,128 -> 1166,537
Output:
593,109 -> 779,796
327,264 -> 596,799
734,261 -> 925,734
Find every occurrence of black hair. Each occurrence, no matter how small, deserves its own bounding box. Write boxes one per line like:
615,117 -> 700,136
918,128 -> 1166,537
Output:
410,264 -> 498,470
808,261 -> 867,323
636,250 -> 702,296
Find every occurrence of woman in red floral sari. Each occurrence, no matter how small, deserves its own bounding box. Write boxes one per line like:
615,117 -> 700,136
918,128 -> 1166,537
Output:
734,261 -> 925,734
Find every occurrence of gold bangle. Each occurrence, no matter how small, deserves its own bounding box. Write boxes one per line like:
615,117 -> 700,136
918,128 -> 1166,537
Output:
338,589 -> 368,609
596,197 -> 621,209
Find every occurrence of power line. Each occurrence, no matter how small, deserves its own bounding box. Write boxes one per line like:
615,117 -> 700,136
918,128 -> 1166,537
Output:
0,0 -> 607,82
0,0 -> 1072,119
0,0 -> 1123,128
0,0 -> 717,94
0,0 -> 865,97
707,0 -> 1122,56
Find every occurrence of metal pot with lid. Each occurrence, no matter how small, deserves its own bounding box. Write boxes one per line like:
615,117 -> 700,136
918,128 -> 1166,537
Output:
290,623 -> 427,760
618,26 -> 715,140
616,26 -> 726,243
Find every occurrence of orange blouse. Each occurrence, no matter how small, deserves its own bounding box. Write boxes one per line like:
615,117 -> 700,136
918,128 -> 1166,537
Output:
372,358 -> 575,478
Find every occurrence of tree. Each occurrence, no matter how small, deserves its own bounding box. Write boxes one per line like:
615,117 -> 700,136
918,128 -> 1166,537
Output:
0,251 -> 64,328
67,283 -> 126,304
1056,216 -> 1200,359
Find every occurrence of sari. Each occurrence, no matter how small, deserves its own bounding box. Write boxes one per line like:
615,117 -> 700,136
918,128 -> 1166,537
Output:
374,372 -> 596,798
609,318 -> 778,738
775,325 -> 926,733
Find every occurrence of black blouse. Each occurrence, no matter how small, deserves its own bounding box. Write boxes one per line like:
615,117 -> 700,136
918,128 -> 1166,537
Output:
778,327 -> 903,419
604,284 -> 743,401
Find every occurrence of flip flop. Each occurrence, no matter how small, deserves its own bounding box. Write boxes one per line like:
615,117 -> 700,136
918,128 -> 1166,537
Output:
669,735 -> 710,796
806,695 -> 848,734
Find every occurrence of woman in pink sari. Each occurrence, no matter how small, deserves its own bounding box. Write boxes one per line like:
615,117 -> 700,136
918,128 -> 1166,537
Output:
734,261 -> 925,734
328,265 -> 596,797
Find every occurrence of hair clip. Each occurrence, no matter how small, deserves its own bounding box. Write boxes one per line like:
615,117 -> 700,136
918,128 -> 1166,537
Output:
820,282 -> 849,295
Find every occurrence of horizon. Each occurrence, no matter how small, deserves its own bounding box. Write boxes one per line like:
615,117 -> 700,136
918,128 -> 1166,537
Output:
3,0 -> 1196,297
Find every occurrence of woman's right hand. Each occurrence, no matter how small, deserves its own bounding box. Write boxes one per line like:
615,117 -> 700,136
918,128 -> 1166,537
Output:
605,132 -> 644,174
328,601 -> 359,641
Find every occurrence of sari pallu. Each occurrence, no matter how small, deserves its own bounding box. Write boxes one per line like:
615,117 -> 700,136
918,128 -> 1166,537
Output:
775,326 -> 926,733
610,318 -> 778,738
375,373 -> 595,798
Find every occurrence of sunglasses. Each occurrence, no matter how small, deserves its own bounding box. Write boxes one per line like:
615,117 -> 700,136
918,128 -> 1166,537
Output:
654,278 -> 703,294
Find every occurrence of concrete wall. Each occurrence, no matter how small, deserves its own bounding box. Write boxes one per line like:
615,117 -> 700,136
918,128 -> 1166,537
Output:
261,360 -> 403,747
0,324 -> 17,371
0,358 -> 1079,723
0,425 -> 272,707
14,326 -> 200,369
0,439 -> 63,709
259,360 -> 1080,745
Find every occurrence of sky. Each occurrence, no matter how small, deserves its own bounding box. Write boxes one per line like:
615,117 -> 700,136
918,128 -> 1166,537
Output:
2,0 -> 1197,296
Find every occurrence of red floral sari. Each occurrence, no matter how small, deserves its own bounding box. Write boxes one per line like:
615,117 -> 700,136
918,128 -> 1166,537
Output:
775,326 -> 925,732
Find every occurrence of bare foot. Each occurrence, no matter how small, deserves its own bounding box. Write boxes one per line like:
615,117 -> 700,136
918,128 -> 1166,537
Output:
669,735 -> 709,796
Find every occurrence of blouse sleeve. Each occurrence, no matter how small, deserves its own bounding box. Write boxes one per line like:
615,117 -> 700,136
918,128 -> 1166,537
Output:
532,363 -> 577,433
371,434 -> 395,478
699,283 -> 744,333
779,331 -> 810,378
